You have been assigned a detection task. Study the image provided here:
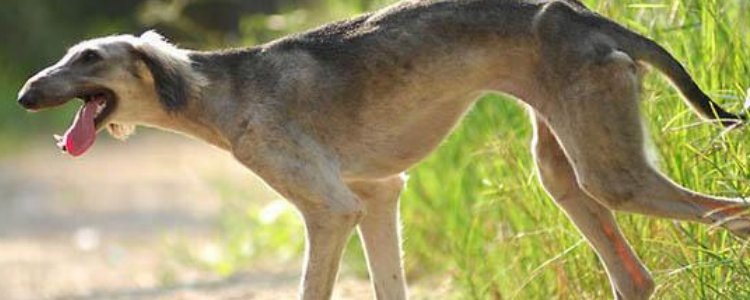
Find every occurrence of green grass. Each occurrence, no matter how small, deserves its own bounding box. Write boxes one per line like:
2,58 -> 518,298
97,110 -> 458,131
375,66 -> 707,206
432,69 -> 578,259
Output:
196,0 -> 750,298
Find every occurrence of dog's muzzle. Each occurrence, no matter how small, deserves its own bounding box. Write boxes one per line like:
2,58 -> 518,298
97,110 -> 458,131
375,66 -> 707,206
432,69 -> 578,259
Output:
17,88 -> 42,110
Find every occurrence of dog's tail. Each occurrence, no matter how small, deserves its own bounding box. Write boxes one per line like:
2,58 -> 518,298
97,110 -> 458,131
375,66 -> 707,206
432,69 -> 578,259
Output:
599,16 -> 746,127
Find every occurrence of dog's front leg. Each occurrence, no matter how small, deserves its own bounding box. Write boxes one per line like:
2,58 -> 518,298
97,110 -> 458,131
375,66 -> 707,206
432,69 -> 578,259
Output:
298,204 -> 363,300
349,176 -> 408,300
233,127 -> 364,300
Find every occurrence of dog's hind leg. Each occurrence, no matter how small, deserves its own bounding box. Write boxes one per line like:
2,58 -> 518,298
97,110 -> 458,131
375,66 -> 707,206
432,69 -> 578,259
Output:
533,115 -> 654,300
538,49 -> 750,238
349,176 -> 408,300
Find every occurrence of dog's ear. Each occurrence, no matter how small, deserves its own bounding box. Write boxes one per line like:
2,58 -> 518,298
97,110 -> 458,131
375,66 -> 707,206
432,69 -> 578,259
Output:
135,50 -> 189,111
133,31 -> 190,112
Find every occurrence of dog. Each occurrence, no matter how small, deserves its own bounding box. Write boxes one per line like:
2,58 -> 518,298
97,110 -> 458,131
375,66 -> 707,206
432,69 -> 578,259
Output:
16,0 -> 749,299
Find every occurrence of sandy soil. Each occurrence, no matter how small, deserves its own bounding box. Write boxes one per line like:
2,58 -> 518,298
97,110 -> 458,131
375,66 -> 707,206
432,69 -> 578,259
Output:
0,132 -> 372,300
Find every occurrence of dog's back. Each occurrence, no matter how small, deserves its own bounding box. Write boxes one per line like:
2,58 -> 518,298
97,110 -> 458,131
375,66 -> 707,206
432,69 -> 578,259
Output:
231,0 -> 741,177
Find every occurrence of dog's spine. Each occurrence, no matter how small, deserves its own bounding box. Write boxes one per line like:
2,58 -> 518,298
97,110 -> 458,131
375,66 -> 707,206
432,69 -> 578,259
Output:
598,17 -> 746,127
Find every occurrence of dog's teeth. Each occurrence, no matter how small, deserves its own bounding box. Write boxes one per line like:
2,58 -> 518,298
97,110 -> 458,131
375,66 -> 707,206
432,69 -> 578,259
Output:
96,103 -> 106,114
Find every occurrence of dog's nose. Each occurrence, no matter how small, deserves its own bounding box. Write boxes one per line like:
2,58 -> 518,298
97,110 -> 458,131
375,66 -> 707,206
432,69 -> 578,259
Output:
18,89 -> 41,110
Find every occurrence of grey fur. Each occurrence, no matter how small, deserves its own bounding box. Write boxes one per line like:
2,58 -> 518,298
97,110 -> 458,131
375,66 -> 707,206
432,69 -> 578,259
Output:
17,1 -> 750,299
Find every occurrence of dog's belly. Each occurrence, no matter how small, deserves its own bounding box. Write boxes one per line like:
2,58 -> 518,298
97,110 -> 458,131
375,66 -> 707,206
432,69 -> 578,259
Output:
338,94 -> 478,180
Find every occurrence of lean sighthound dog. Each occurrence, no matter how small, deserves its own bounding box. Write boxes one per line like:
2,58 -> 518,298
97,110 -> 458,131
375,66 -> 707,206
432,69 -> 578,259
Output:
17,0 -> 750,299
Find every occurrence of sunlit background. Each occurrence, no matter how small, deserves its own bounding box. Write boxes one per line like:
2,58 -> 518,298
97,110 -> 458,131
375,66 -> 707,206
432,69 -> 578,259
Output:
1,0 -> 749,299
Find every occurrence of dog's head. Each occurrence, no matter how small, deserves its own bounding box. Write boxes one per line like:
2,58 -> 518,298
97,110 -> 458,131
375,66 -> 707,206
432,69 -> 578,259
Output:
17,31 -> 200,157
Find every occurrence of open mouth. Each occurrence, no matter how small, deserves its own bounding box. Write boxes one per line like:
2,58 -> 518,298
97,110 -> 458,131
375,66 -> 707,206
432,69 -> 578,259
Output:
54,90 -> 117,157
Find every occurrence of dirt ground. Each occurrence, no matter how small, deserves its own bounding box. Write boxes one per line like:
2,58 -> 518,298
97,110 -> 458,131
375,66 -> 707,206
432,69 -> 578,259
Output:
0,132 -> 373,300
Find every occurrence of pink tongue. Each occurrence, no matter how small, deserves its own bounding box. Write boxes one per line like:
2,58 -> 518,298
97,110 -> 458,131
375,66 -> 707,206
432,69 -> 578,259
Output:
58,98 -> 104,157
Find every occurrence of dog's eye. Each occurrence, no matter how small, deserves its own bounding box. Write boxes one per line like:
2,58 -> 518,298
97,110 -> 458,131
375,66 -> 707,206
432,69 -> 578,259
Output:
79,50 -> 102,64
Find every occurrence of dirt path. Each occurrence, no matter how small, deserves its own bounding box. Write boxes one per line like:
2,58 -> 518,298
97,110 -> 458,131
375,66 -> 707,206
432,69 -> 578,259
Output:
0,133 -> 372,300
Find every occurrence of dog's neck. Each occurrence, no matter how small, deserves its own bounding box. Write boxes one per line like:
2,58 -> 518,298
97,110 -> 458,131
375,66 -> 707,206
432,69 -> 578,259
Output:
151,106 -> 233,151
141,48 -> 267,152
